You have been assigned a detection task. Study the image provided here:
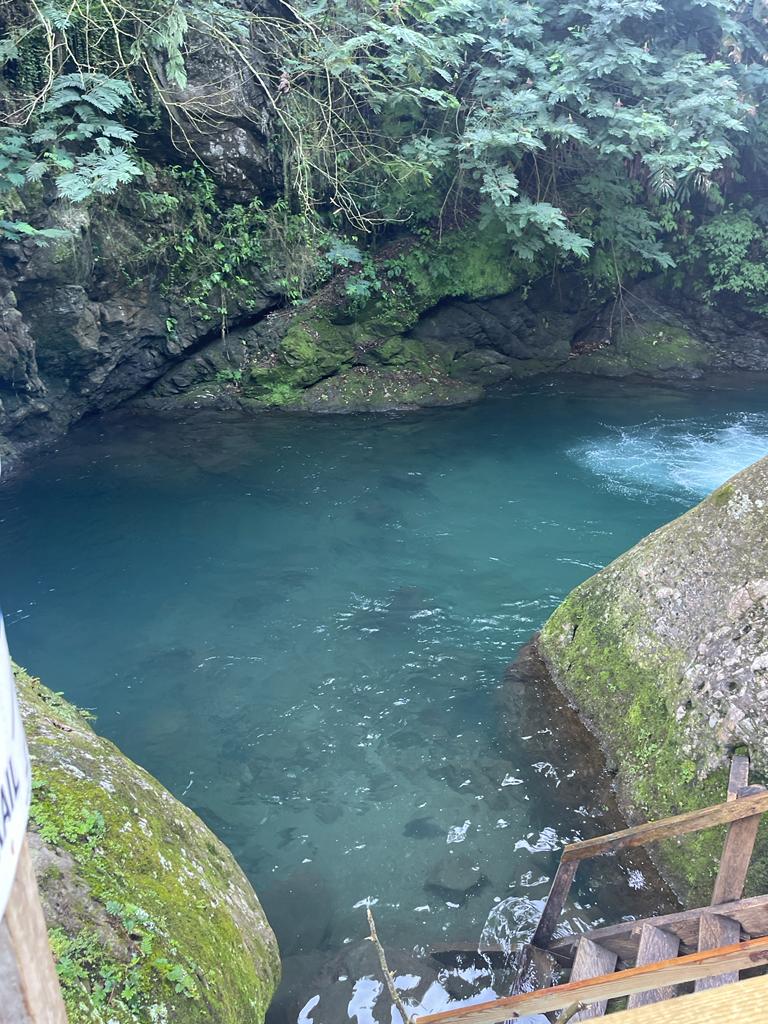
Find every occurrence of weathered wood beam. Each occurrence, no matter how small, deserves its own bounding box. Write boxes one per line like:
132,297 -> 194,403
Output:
414,936 -> 768,1024
605,973 -> 768,1024
568,937 -> 617,1019
559,788 -> 768,863
532,859 -> 578,949
0,839 -> 67,1024
549,893 -> 768,962
726,754 -> 750,800
626,924 -> 679,1008
694,913 -> 741,991
711,780 -> 766,906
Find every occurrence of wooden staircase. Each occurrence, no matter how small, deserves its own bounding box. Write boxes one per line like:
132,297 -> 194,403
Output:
415,755 -> 768,1024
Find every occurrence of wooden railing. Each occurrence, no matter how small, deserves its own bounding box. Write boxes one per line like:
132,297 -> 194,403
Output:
415,936 -> 768,1024
532,755 -> 767,948
413,757 -> 768,1024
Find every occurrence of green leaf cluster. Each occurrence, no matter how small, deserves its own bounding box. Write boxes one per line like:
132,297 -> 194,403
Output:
0,72 -> 141,239
4,0 -> 768,302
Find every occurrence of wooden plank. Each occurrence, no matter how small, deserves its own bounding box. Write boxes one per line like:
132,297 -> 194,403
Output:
604,973 -> 768,1024
568,937 -> 617,1019
0,839 -> 67,1024
413,936 -> 768,1024
710,785 -> 765,905
727,755 -> 750,800
626,924 -> 680,1009
559,787 -> 768,864
549,893 -> 768,963
531,858 -> 578,949
694,913 -> 741,991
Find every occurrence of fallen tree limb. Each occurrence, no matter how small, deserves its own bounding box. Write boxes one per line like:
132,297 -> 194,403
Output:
366,907 -> 416,1024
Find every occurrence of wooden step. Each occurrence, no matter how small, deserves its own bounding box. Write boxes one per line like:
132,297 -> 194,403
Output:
568,937 -> 617,1019
605,973 -> 768,1024
626,924 -> 680,1008
548,892 -> 768,963
414,936 -> 768,1024
694,913 -> 741,992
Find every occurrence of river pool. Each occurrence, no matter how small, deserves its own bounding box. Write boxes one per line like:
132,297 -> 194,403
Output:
2,376 -> 768,1021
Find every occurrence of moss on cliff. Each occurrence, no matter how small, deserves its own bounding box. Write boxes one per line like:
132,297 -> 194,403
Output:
290,364 -> 482,412
241,222 -> 528,407
538,456 -> 768,902
540,588 -> 729,900
17,666 -> 280,1024
570,322 -> 715,378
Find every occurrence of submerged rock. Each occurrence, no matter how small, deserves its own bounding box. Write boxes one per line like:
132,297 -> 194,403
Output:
404,816 -> 445,840
537,454 -> 768,901
16,665 -> 280,1024
425,852 -> 490,906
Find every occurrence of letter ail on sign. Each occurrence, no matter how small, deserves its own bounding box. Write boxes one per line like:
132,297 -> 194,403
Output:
0,612 -> 31,919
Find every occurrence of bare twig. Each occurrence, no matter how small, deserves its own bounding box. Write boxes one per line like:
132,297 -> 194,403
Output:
365,907 -> 415,1024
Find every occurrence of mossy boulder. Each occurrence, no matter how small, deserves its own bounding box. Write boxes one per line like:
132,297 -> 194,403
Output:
17,666 -> 280,1024
246,318 -> 357,399
291,365 -> 482,412
538,455 -> 768,902
568,321 -> 715,378
364,337 -> 435,371
240,222 -> 528,408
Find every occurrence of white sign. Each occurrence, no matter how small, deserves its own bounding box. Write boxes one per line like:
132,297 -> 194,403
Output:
0,612 -> 31,919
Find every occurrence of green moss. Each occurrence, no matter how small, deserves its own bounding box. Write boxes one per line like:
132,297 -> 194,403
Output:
710,483 -> 734,508
366,337 -> 434,371
571,322 -> 715,377
540,588 -> 732,902
17,665 -> 279,1024
400,224 -> 524,307
193,219 -> 535,407
617,322 -> 713,371
292,365 -> 482,412
246,317 -> 358,399
359,222 -> 528,337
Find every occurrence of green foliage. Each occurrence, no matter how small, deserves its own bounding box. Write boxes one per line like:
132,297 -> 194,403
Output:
50,901 -> 199,1024
125,165 -> 268,322
33,784 -> 201,1024
277,0 -> 768,282
215,367 -> 243,383
0,72 -> 141,239
31,779 -> 106,847
4,0 -> 768,300
683,208 -> 768,313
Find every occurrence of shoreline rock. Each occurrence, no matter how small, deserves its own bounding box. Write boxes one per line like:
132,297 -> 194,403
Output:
536,455 -> 768,903
17,665 -> 280,1024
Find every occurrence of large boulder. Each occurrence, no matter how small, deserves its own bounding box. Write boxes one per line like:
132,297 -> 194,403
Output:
537,455 -> 768,901
16,665 -> 280,1024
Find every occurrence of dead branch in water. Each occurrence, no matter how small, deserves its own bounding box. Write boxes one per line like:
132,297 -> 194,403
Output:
366,907 -> 416,1024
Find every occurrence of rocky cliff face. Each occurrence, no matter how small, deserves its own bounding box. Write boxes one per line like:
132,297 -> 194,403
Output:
0,188 -> 279,471
17,665 -> 280,1024
8,196 -> 768,475
6,118 -> 768,472
537,455 -> 768,901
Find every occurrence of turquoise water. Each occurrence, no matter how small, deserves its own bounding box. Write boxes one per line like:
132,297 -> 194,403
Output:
2,377 -> 768,1021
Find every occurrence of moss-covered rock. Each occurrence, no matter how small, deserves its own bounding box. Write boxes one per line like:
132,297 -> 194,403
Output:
290,365 -> 482,412
363,336 -> 435,371
568,321 -> 716,378
234,222 -> 530,409
538,456 -> 768,902
17,666 -> 280,1024
247,318 -> 358,398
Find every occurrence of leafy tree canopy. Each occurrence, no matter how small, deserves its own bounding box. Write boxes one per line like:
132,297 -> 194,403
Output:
2,0 -> 768,294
